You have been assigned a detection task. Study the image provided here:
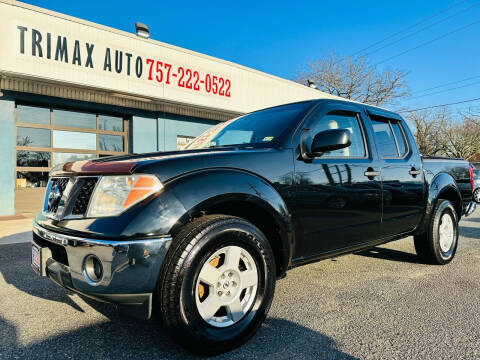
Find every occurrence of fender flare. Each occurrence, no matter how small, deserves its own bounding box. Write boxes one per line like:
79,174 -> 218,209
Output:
415,172 -> 462,235
166,168 -> 293,273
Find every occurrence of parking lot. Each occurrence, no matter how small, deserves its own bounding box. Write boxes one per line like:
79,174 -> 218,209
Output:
0,213 -> 479,360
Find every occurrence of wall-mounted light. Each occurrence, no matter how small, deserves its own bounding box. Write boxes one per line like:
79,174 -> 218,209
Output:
307,79 -> 317,89
135,22 -> 150,39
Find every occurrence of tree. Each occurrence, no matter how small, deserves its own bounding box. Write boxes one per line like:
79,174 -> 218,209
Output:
295,53 -> 409,106
405,108 -> 450,156
443,116 -> 480,160
407,108 -> 480,160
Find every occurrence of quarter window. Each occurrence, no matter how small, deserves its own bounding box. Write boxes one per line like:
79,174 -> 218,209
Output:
310,110 -> 366,157
371,118 -> 408,158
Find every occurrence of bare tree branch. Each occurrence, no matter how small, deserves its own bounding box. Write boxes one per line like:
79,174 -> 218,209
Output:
406,108 -> 480,160
295,52 -> 409,106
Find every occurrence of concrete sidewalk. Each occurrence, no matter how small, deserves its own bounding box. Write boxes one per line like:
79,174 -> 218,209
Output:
0,217 -> 33,245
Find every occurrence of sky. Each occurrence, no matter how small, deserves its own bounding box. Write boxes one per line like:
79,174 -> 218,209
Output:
21,0 -> 480,115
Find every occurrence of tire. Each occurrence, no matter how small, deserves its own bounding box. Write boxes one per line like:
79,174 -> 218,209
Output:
474,188 -> 480,203
156,215 -> 276,355
414,199 -> 458,265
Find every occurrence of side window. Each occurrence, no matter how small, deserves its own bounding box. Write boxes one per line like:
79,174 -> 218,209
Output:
310,110 -> 366,157
371,119 -> 408,158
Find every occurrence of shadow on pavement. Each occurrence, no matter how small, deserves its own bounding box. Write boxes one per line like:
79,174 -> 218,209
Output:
356,246 -> 419,264
459,225 -> 480,238
0,313 -> 357,360
0,231 -> 31,245
0,242 -> 85,312
462,216 -> 480,223
0,242 -> 357,359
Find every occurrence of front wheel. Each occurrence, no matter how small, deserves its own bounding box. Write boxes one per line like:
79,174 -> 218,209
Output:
156,215 -> 276,355
414,199 -> 458,265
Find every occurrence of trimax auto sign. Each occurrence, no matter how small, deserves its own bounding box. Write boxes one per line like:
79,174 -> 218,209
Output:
16,26 -> 232,98
0,1 -> 323,113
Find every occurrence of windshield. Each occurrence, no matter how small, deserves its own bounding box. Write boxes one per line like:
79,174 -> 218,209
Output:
184,101 -> 313,150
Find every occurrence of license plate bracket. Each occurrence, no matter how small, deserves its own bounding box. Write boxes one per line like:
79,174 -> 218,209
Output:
31,243 -> 51,276
31,244 -> 41,275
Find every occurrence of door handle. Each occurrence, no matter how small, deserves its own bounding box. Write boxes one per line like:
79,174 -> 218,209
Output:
409,168 -> 421,176
364,169 -> 380,178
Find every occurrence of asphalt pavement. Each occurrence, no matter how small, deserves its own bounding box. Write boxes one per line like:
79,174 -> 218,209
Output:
1,212 -> 480,359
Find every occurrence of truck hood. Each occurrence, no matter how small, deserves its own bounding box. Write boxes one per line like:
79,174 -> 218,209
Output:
50,147 -> 273,178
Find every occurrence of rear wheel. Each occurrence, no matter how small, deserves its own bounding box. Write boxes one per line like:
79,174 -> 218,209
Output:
474,187 -> 480,203
414,199 -> 458,265
157,215 -> 275,355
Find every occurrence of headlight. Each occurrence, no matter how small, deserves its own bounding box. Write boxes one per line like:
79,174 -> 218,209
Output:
87,174 -> 163,217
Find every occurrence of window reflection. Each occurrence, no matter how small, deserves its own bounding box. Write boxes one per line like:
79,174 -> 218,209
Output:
17,151 -> 50,167
99,134 -> 124,152
53,152 -> 96,165
53,130 -> 96,150
391,122 -> 407,156
16,171 -> 49,188
16,105 -> 128,187
17,105 -> 50,125
310,111 -> 365,158
53,109 -> 96,129
17,127 -> 50,147
372,120 -> 399,158
177,135 -> 195,150
99,115 -> 123,131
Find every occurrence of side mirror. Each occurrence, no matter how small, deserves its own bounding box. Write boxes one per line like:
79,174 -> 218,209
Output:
310,129 -> 351,156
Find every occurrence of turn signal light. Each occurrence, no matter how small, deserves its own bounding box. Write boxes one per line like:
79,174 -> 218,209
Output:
123,177 -> 161,208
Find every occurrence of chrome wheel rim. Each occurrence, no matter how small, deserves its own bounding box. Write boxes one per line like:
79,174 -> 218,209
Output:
195,245 -> 258,328
439,213 -> 454,253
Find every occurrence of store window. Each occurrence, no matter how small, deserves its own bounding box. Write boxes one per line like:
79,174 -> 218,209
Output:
15,104 -> 129,188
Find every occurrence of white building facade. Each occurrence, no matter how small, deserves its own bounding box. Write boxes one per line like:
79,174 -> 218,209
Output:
0,0 -> 338,216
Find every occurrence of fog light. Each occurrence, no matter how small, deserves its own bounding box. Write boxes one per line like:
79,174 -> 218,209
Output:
83,255 -> 103,283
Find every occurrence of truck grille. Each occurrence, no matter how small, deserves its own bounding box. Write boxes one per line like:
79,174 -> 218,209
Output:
71,177 -> 98,215
47,177 -> 69,213
43,176 -> 99,219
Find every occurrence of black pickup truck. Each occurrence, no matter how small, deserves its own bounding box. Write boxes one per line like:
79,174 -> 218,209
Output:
31,99 -> 475,354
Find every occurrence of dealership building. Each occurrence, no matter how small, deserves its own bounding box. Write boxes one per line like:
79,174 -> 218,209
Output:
0,0 -> 336,216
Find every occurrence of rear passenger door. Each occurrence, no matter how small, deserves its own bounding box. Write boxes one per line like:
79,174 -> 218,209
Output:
367,111 -> 424,237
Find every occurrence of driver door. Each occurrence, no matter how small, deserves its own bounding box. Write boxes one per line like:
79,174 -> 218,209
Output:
292,103 -> 383,259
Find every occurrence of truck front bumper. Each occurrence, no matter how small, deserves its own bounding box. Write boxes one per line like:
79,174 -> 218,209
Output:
465,201 -> 476,217
32,222 -> 172,320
